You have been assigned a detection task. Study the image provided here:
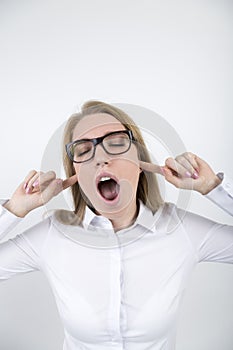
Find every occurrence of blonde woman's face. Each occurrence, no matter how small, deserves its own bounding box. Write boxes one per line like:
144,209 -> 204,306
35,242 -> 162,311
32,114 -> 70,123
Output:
72,113 -> 141,218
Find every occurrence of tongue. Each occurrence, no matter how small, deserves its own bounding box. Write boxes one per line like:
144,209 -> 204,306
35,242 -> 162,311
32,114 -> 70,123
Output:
98,179 -> 119,200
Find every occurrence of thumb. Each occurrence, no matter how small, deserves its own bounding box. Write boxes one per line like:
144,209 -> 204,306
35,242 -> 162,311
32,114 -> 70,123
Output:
62,174 -> 78,190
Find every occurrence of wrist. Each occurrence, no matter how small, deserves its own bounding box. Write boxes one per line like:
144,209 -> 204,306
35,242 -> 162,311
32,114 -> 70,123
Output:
200,174 -> 222,195
3,200 -> 28,218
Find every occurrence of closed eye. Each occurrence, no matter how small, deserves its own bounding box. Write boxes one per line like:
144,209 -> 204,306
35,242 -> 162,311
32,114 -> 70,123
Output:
74,144 -> 93,157
76,149 -> 91,156
108,142 -> 126,147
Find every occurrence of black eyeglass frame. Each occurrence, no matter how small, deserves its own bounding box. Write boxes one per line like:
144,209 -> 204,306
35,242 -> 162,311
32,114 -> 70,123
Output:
65,129 -> 135,163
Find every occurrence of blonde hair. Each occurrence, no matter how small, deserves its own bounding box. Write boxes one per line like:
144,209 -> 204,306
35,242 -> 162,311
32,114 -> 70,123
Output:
61,100 -> 164,226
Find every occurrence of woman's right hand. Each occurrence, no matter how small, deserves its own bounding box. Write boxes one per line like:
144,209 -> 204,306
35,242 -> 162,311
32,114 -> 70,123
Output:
3,170 -> 78,218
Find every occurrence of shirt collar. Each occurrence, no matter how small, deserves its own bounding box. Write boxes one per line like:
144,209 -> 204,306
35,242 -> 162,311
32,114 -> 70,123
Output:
83,200 -> 162,234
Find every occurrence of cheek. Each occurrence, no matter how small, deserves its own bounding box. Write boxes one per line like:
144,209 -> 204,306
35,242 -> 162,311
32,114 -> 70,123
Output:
116,159 -> 141,191
118,148 -> 141,180
74,164 -> 95,194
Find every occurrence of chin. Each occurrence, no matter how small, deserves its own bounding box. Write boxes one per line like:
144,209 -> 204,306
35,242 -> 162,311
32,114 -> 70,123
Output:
92,193 -> 136,220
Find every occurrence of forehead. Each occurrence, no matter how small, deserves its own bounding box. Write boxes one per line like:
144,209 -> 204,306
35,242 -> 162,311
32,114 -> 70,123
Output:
72,113 -> 125,140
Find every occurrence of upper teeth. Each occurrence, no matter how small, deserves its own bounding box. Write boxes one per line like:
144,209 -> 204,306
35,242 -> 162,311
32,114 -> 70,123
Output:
100,176 -> 111,182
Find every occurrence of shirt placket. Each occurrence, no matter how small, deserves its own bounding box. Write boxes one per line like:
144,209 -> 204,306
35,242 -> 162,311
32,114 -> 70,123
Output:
108,236 -> 126,348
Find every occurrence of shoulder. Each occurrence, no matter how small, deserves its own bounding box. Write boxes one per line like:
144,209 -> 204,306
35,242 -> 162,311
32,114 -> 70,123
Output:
154,202 -> 182,234
51,209 -> 83,227
155,202 -> 214,235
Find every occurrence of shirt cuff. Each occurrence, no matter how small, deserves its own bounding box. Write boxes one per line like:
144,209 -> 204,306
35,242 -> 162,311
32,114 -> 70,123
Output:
0,199 -> 22,240
205,173 -> 233,216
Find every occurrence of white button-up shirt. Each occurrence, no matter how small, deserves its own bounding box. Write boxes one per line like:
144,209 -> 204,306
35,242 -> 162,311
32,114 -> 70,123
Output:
0,174 -> 233,350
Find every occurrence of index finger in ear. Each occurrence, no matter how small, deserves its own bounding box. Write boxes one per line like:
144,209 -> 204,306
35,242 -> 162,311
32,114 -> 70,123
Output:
139,161 -> 164,175
62,174 -> 78,190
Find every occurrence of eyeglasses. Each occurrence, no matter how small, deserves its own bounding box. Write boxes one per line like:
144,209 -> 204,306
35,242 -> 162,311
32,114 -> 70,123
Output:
66,130 -> 135,163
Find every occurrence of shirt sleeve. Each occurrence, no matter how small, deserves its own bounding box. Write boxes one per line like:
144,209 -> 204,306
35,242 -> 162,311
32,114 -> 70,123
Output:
0,200 -> 50,282
176,207 -> 233,264
204,173 -> 233,216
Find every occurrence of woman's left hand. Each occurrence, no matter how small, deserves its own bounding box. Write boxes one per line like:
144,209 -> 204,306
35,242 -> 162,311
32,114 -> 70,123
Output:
140,152 -> 222,195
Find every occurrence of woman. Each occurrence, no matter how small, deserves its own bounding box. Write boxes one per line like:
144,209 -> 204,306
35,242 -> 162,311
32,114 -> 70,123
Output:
1,101 -> 232,350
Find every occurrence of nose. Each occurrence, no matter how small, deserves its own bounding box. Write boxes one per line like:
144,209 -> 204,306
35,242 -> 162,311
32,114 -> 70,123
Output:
94,143 -> 110,166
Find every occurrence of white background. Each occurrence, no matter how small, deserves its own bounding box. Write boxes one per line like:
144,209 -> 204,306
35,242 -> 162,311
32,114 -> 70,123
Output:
0,0 -> 233,349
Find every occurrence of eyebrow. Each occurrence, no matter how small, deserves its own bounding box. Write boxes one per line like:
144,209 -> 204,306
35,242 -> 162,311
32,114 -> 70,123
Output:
73,129 -> 126,142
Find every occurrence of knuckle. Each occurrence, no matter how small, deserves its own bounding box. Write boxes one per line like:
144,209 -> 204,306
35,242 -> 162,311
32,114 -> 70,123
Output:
178,152 -> 185,157
175,155 -> 183,162
48,170 -> 56,178
165,157 -> 173,165
28,169 -> 37,176
25,170 -> 37,184
185,152 -> 193,159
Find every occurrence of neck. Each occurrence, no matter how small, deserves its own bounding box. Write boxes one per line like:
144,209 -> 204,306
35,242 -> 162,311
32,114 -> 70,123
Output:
110,200 -> 139,232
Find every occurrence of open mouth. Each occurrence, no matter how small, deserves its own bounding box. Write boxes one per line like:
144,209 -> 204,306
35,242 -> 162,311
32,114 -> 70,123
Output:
96,174 -> 120,202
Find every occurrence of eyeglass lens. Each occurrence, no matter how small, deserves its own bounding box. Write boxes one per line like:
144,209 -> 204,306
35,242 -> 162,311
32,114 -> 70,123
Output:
70,132 -> 131,163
